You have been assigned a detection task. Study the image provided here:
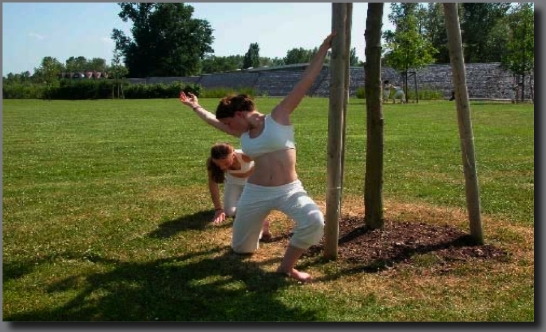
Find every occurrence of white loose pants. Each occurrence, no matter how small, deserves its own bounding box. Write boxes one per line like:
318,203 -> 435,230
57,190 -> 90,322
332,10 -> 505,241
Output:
231,180 -> 324,253
393,90 -> 405,103
223,173 -> 246,217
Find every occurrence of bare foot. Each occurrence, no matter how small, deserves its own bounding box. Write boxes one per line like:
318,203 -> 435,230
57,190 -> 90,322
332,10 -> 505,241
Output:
276,267 -> 312,283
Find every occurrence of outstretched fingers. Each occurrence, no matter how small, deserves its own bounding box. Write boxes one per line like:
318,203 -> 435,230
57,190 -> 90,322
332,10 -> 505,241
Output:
179,91 -> 197,105
322,31 -> 338,48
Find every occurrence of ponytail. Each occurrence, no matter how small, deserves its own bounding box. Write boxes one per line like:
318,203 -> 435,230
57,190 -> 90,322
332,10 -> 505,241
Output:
207,157 -> 225,183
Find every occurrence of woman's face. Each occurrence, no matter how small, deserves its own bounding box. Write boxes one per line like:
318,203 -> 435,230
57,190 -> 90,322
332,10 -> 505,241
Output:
212,153 -> 234,171
219,112 -> 248,134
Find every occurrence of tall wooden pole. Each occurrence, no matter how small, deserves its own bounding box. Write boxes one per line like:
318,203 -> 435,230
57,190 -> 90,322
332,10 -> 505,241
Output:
443,3 -> 484,243
364,3 -> 385,228
340,3 -> 352,192
325,3 -> 350,259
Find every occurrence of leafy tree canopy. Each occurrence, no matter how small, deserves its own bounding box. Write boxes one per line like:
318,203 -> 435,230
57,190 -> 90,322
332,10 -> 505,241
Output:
33,57 -> 63,84
111,3 -> 214,77
383,3 -> 437,73
501,3 -> 534,75
243,43 -> 260,69
460,3 -> 511,63
284,47 -> 314,65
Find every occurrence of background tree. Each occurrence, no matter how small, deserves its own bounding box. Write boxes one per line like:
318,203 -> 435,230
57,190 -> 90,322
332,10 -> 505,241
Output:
65,56 -> 88,74
201,55 -> 244,74
259,56 -> 285,68
87,58 -> 108,73
111,3 -> 214,77
33,56 -> 64,99
421,3 -> 452,63
383,3 -> 437,101
3,71 -> 32,84
349,47 -> 360,66
283,47 -> 314,65
501,3 -> 534,102
459,3 -> 511,63
22,71 -> 32,82
110,50 -> 129,99
201,55 -> 286,74
242,43 -> 260,69
486,21 -> 511,65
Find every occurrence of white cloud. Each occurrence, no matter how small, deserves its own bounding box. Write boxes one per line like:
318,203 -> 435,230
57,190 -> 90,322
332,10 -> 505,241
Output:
101,37 -> 114,44
28,32 -> 46,40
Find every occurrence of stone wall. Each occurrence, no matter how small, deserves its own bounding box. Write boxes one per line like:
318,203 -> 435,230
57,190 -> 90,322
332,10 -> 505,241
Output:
128,63 -> 534,100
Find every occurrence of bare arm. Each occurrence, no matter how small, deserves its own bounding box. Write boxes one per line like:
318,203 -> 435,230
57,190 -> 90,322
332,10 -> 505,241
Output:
179,92 -> 240,137
272,32 -> 337,125
240,153 -> 254,164
207,171 -> 226,224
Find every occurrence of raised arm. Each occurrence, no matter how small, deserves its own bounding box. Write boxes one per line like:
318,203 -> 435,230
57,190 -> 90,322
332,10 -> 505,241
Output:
271,31 -> 337,125
179,92 -> 240,137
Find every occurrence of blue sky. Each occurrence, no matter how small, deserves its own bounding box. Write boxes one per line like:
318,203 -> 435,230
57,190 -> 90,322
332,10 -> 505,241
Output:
2,2 -> 394,76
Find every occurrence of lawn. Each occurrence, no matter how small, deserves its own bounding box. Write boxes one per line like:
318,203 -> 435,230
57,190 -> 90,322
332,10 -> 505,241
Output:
2,98 -> 534,321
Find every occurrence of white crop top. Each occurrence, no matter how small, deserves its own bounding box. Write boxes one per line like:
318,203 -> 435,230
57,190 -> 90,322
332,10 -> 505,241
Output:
228,149 -> 254,175
241,115 -> 296,158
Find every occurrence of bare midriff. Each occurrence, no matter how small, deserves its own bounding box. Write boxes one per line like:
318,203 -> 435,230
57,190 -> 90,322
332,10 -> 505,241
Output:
247,149 -> 297,186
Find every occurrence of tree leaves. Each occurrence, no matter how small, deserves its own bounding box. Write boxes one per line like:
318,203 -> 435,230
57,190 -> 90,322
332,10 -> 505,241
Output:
111,3 -> 214,77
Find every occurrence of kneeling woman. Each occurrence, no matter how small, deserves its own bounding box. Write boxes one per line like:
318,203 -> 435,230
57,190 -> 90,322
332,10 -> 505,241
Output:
207,142 -> 271,239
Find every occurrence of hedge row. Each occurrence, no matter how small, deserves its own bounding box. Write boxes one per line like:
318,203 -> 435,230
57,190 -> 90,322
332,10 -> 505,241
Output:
2,80 -> 445,100
2,80 -> 201,100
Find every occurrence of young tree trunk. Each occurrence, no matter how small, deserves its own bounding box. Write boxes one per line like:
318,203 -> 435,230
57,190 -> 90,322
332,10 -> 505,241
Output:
444,3 -> 483,244
325,3 -> 351,259
364,2 -> 385,229
340,3 -> 352,194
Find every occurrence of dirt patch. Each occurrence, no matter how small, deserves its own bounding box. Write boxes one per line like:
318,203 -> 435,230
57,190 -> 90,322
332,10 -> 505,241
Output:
303,215 -> 509,273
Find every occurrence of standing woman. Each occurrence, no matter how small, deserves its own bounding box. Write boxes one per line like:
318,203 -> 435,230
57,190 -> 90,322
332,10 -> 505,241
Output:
392,84 -> 406,104
207,142 -> 271,239
382,80 -> 392,104
179,32 -> 336,282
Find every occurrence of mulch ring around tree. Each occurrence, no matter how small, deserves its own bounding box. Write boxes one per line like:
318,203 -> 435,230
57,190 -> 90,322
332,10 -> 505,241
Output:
304,216 -> 509,274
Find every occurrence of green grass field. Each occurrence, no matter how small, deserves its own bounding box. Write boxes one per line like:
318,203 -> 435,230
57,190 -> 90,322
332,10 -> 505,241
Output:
2,98 -> 534,321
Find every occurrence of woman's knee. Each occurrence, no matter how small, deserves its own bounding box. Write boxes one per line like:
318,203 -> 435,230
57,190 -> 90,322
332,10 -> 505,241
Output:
231,239 -> 259,254
307,212 -> 325,242
224,206 -> 237,217
291,211 -> 325,248
230,217 -> 263,254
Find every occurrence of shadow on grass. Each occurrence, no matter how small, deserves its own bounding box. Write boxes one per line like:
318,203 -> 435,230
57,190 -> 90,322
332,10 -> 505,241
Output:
5,246 -> 319,322
3,252 -> 121,283
147,210 -> 227,239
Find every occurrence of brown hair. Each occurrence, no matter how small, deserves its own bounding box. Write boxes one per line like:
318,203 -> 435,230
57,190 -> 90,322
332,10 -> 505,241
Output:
215,94 -> 256,119
206,142 -> 234,183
